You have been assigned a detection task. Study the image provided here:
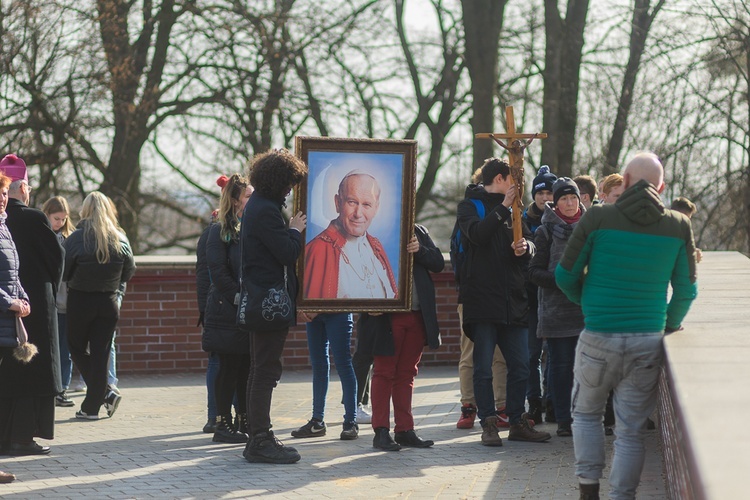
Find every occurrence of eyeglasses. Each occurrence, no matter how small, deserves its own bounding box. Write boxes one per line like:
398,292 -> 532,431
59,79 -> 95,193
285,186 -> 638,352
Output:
21,181 -> 32,192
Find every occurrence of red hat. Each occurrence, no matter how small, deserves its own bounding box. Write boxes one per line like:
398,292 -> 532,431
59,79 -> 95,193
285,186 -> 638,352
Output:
0,154 -> 28,182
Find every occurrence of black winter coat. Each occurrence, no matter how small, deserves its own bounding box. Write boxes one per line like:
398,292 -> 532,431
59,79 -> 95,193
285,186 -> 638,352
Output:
357,224 -> 444,356
240,194 -> 302,328
0,198 -> 64,397
202,223 -> 248,353
457,184 -> 535,339
195,224 -> 211,325
64,220 -> 135,292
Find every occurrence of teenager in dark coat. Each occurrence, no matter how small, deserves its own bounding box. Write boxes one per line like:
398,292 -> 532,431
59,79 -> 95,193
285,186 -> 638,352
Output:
358,224 -> 444,451
0,154 -> 64,455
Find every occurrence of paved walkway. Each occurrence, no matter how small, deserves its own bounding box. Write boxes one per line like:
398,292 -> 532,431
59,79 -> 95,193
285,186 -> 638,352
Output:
0,366 -> 665,499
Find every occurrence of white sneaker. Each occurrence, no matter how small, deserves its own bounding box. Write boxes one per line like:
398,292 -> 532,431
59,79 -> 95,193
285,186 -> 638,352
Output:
71,381 -> 87,392
357,404 -> 372,424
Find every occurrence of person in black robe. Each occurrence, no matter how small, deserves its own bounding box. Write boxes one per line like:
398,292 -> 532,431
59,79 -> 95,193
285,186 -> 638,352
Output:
0,154 -> 64,456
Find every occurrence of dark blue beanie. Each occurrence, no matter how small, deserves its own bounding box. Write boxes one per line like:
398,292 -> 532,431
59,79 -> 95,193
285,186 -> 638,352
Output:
531,165 -> 557,197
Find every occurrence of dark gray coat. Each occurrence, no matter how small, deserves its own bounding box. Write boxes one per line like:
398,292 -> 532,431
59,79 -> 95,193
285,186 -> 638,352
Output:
528,204 -> 585,338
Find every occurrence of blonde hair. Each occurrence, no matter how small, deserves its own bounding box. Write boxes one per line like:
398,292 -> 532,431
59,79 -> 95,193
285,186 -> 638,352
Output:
218,174 -> 249,242
79,191 -> 125,264
42,196 -> 75,237
600,174 -> 624,195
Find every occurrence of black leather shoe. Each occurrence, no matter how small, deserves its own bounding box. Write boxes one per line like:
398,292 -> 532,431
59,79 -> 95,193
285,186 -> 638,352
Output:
372,427 -> 401,451
9,441 -> 51,456
394,429 -> 434,448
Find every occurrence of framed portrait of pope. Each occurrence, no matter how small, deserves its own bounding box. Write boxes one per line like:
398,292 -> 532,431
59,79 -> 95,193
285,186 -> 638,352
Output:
294,136 -> 417,313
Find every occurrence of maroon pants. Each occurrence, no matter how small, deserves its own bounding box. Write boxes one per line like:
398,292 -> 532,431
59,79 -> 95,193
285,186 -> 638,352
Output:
371,311 -> 426,432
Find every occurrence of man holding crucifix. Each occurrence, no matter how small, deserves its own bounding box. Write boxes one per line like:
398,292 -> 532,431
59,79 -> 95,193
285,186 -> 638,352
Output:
456,158 -> 551,446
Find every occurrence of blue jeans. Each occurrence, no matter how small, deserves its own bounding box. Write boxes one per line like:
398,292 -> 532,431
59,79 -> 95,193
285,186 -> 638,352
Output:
572,330 -> 664,499
107,292 -> 123,387
206,352 -> 220,419
546,335 -> 579,424
58,312 -> 72,389
472,323 -> 529,425
306,313 -> 357,423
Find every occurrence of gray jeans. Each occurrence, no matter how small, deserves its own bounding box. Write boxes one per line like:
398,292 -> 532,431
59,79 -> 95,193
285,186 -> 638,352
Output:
571,330 -> 664,500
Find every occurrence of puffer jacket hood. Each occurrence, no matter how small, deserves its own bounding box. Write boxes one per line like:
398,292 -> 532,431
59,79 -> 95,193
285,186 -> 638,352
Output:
615,179 -> 665,226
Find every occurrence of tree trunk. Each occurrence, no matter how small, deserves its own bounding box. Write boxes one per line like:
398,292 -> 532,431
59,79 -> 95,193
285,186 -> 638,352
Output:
461,0 -> 508,175
541,0 -> 589,178
96,0 -> 179,252
603,0 -> 665,176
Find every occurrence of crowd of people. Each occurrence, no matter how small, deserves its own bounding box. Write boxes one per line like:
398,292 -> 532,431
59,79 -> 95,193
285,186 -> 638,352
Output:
0,147 -> 698,500
191,148 -> 697,500
0,154 -> 135,483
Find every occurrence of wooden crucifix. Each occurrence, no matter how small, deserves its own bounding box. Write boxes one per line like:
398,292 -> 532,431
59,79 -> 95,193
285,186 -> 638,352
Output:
476,106 -> 547,243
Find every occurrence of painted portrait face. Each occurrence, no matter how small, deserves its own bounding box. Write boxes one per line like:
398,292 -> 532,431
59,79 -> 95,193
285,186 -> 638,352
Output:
334,174 -> 380,238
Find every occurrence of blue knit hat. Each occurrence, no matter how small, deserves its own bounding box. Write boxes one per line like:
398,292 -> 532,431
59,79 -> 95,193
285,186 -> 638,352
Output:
531,165 -> 557,197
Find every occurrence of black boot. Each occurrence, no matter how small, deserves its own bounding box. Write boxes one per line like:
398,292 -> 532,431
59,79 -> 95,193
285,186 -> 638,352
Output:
234,413 -> 248,435
579,482 -> 600,500
394,429 -> 434,448
243,431 -> 301,464
372,427 -> 401,451
213,414 -> 248,443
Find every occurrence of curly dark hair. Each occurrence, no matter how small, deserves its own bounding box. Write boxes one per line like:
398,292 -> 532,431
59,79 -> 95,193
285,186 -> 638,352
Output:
247,149 -> 307,203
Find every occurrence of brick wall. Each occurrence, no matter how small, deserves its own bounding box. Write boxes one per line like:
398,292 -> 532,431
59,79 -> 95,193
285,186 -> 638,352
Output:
117,256 -> 462,374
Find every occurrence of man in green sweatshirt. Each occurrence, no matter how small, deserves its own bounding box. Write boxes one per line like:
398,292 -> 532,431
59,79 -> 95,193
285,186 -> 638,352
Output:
556,152 -> 698,500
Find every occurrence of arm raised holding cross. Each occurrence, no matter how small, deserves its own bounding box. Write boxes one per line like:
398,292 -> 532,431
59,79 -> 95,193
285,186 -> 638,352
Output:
475,106 -> 547,243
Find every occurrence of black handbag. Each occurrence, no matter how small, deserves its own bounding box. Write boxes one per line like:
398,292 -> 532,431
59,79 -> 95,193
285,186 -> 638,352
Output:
237,266 -> 293,332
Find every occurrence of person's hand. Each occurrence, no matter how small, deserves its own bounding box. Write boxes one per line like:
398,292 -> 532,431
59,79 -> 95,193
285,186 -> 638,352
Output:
299,310 -> 317,322
695,248 -> 703,263
502,184 -> 517,208
512,238 -> 528,256
10,299 -> 30,317
289,211 -> 307,232
406,235 -> 419,254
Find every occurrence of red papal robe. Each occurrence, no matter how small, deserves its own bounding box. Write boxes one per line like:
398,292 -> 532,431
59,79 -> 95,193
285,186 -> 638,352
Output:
304,221 -> 398,299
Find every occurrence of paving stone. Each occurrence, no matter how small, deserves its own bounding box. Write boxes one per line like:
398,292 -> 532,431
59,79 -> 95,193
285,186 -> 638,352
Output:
0,366 -> 665,498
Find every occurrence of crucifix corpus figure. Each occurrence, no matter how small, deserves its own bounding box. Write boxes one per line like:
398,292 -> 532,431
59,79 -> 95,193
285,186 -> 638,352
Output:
475,105 -> 547,243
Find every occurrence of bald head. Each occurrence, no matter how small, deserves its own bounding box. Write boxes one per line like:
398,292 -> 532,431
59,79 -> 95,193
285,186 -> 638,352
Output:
622,152 -> 665,193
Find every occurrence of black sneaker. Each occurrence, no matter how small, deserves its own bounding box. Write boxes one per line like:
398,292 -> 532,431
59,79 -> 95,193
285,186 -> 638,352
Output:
55,392 -> 75,407
340,421 -> 359,440
291,418 -> 326,438
244,431 -> 301,464
103,389 -> 122,418
557,422 -> 572,437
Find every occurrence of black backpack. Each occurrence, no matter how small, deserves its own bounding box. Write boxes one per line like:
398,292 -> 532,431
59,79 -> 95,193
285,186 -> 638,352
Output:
449,198 -> 485,285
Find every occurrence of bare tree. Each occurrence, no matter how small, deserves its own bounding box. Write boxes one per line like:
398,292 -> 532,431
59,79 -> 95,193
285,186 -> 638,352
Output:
602,0 -> 666,175
461,0 -> 509,173
541,0 -> 590,178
